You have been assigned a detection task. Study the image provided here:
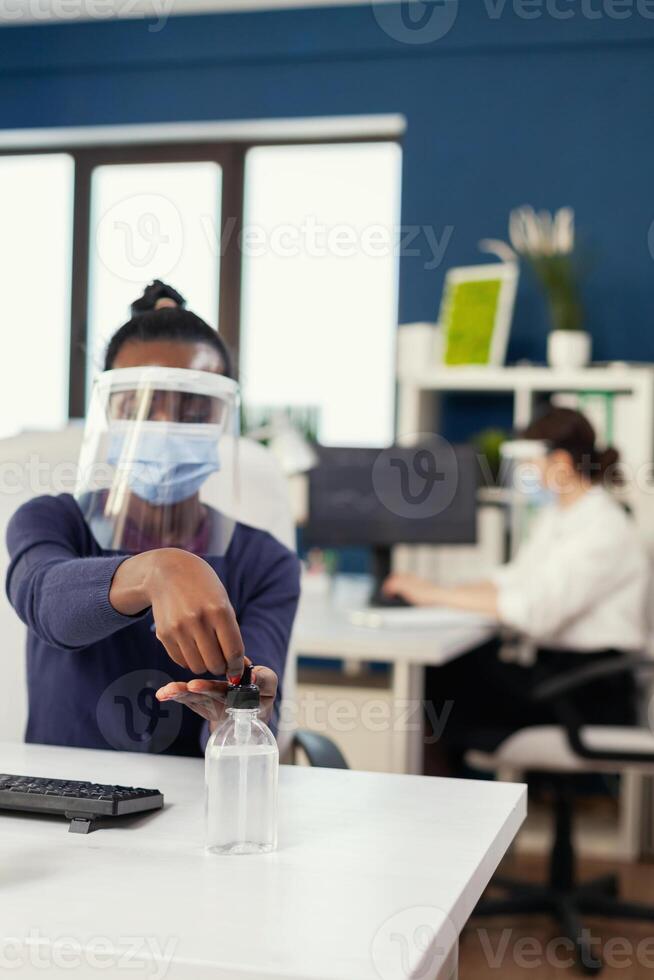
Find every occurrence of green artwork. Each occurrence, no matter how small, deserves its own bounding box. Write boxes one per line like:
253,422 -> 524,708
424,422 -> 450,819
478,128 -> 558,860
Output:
442,278 -> 503,365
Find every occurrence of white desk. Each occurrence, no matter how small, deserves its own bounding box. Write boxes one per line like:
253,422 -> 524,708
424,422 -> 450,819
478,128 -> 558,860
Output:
292,591 -> 495,775
0,742 -> 526,980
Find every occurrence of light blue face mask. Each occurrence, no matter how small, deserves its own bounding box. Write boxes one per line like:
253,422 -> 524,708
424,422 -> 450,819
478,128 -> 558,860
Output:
107,422 -> 221,506
519,465 -> 556,507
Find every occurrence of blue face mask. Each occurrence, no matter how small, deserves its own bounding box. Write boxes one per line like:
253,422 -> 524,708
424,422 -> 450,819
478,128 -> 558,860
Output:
519,466 -> 556,507
107,422 -> 221,506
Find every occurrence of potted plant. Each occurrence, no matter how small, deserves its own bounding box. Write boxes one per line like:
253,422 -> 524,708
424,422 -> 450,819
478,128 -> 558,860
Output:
481,206 -> 591,369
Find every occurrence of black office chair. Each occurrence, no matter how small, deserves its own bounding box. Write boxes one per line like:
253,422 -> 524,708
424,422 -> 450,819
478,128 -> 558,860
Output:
466,657 -> 654,975
291,730 -> 349,769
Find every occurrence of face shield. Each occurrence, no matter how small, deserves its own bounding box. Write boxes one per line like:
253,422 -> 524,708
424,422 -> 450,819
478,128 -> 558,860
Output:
500,438 -> 552,557
75,367 -> 240,555
500,439 -> 551,496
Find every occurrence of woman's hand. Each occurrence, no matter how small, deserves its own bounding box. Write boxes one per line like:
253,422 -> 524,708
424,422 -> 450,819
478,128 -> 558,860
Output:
384,574 -> 500,618
382,572 -> 441,607
155,661 -> 278,730
110,548 -> 245,681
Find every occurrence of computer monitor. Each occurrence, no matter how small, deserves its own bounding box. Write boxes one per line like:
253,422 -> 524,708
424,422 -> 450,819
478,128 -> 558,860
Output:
304,441 -> 478,586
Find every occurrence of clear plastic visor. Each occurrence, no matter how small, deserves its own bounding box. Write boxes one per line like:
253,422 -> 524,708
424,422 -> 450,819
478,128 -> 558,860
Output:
75,367 -> 240,555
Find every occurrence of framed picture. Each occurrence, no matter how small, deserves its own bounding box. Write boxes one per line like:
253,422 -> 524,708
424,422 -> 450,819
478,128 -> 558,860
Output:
438,263 -> 519,366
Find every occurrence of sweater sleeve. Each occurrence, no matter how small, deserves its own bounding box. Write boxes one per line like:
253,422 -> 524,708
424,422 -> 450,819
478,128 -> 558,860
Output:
5,495 -> 148,651
199,537 -> 301,750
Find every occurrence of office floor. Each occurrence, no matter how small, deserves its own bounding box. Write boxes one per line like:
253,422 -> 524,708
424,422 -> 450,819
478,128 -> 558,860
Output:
460,853 -> 654,978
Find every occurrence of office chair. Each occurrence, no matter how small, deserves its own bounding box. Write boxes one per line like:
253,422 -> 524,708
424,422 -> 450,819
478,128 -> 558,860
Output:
466,656 -> 654,976
291,730 -> 349,769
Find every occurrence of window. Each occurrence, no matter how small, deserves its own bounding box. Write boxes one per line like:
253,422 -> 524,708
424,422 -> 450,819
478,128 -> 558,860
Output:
87,161 -> 222,378
0,154 -> 73,438
240,143 -> 402,447
0,133 -> 402,448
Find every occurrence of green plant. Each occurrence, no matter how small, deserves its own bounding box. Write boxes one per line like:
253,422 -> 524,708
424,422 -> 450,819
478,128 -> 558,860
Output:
472,427 -> 510,484
480,205 -> 586,333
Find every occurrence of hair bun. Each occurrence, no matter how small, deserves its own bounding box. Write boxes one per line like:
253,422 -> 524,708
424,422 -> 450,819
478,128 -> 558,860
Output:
598,446 -> 620,469
131,280 -> 186,317
596,445 -> 622,485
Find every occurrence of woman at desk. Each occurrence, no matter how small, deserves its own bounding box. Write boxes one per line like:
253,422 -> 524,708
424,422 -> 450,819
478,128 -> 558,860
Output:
383,407 -> 649,769
6,281 -> 300,755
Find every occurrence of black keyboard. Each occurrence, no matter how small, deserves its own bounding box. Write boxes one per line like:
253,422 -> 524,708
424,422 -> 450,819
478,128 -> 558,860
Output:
0,773 -> 164,834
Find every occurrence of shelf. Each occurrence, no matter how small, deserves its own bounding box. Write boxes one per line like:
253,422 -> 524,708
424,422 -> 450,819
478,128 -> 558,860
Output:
398,363 -> 654,395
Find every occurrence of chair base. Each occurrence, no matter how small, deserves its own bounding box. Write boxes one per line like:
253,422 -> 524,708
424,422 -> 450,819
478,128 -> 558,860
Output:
474,874 -> 654,975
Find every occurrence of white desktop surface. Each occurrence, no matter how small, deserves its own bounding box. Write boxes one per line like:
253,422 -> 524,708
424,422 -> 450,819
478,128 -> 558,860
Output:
0,742 -> 526,980
293,589 -> 497,775
294,590 -> 495,665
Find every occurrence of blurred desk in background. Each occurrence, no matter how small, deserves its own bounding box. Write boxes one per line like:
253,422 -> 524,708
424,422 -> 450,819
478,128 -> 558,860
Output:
292,587 -> 495,775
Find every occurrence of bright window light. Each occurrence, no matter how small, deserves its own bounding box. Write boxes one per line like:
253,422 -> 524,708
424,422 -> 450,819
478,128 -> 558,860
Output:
87,162 -> 222,389
240,142 -> 402,447
0,154 -> 73,439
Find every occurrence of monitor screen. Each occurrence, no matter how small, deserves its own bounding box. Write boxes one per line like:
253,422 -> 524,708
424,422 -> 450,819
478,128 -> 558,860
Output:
305,441 -> 477,549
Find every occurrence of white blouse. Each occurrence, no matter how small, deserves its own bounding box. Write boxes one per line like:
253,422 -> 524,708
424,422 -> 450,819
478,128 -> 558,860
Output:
492,488 -> 650,653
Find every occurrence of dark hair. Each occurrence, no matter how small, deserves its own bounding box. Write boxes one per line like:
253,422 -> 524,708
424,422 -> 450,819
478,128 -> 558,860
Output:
130,279 -> 186,316
523,406 -> 620,484
104,280 -> 233,378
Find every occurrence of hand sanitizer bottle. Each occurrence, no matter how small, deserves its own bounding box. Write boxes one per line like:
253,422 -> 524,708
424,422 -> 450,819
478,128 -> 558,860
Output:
205,665 -> 278,855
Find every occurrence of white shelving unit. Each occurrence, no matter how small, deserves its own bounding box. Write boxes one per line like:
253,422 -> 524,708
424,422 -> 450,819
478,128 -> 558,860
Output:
396,359 -> 654,860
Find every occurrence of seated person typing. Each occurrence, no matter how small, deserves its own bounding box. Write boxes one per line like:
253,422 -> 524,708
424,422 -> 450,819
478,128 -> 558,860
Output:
6,281 -> 300,755
383,407 -> 650,771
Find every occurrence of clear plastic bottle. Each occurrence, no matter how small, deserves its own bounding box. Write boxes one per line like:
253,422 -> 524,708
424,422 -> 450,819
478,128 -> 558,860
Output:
205,666 -> 278,855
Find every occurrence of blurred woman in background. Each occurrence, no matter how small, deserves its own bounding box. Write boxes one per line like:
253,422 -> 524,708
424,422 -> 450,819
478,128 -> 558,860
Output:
384,407 -> 650,771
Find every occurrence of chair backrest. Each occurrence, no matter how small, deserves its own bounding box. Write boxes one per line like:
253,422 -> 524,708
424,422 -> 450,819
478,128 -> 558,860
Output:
0,426 -> 296,743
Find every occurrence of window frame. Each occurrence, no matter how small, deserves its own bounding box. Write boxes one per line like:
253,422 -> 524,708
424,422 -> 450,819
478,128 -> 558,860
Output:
0,132 -> 400,420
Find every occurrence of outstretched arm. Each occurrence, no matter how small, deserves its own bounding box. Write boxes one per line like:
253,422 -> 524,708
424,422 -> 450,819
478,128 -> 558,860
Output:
383,572 -> 500,618
6,496 -> 149,650
7,496 -> 246,680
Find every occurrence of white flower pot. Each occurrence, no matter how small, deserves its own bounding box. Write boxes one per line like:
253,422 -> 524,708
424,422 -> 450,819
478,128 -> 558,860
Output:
547,330 -> 592,369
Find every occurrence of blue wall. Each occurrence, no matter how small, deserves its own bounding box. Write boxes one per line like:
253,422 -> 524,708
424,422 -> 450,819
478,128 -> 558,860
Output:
1,2 -> 654,369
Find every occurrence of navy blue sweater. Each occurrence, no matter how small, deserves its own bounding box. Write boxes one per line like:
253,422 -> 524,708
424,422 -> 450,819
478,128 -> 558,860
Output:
6,494 -> 300,756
